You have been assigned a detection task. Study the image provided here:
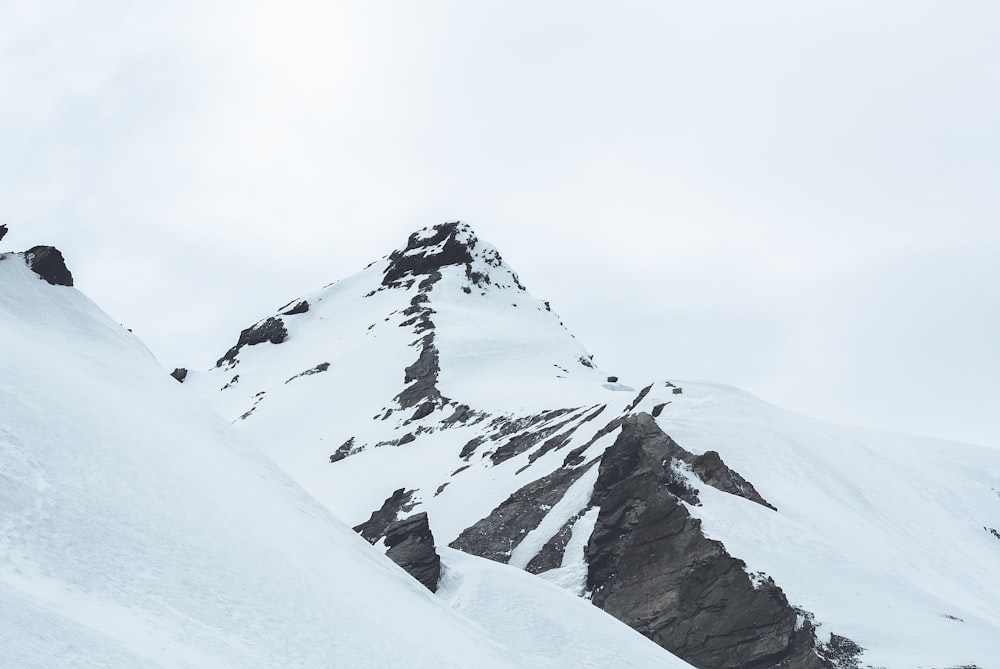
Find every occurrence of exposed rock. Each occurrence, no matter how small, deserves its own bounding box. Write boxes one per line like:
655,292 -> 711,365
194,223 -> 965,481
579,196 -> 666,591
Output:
383,222 -> 475,287
817,634 -> 864,669
986,527 -> 1000,540
353,488 -> 417,544
491,411 -> 579,465
384,512 -> 442,592
672,387 -> 683,395
25,246 -> 73,286
0,224 -> 7,242
450,463 -> 594,563
281,299 -> 310,315
459,437 -> 484,460
170,368 -> 188,383
410,401 -> 436,421
691,450 -> 777,511
624,383 -> 653,413
216,317 -> 288,368
651,402 -> 668,418
524,510 -> 587,574
285,362 -> 330,384
329,437 -> 354,463
395,333 -> 444,409
607,376 -> 619,383
585,414 -> 832,669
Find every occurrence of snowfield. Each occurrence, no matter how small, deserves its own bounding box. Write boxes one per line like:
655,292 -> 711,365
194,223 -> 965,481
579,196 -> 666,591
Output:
0,252 -> 691,667
186,223 -> 1000,668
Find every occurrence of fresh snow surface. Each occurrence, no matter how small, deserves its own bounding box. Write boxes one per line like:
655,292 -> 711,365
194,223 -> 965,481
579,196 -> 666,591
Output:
655,381 -> 1000,668
186,224 -> 1000,668
438,548 -> 694,669
0,255 -> 686,668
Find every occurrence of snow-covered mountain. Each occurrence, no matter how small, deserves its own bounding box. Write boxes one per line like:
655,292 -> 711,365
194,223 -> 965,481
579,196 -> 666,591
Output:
186,222 -> 1000,669
0,241 -> 694,667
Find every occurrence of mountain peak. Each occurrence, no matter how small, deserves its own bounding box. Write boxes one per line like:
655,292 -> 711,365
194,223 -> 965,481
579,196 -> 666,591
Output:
382,221 -> 523,292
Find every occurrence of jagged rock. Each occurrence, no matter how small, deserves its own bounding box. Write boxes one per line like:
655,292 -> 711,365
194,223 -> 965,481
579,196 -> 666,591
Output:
607,376 -> 618,383
395,333 -> 443,409
651,402 -> 667,417
384,512 -> 442,592
450,463 -> 595,563
585,414 -> 831,669
281,300 -> 309,315
410,401 -> 436,421
817,634 -> 864,669
216,317 -> 288,368
524,511 -> 586,574
285,362 -> 330,384
353,488 -> 416,544
25,246 -> 73,286
383,222 -> 475,287
691,449 -> 778,511
170,368 -> 188,383
0,224 -> 7,242
329,437 -> 354,463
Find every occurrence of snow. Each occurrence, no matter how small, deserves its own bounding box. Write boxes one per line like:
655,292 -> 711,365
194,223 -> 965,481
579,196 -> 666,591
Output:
658,381 -> 1000,667
179,224 -> 1000,667
438,548 -> 693,669
0,255 -> 686,668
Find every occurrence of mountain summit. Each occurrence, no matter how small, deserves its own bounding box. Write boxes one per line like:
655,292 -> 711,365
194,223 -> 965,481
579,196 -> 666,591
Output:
184,223 -> 1000,669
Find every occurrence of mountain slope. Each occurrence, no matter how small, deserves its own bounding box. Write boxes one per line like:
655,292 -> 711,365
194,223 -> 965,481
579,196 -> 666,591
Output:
0,247 -> 691,668
188,222 -> 1000,669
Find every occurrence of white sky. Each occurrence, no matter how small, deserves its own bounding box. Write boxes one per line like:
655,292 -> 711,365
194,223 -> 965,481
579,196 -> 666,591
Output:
2,1 -> 998,447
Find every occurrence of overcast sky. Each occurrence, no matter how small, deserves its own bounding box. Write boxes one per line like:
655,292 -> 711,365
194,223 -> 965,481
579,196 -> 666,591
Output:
3,1 -> 998,447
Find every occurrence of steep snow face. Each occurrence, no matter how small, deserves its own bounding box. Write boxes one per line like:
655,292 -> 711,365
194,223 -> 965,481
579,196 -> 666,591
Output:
0,253 -> 691,668
655,382 -> 1000,668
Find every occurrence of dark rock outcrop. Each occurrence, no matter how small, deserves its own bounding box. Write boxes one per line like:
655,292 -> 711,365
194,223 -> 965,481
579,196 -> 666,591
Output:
383,222 -> 475,287
285,362 -> 330,384
0,224 -> 7,242
395,333 -> 443,409
215,317 -> 288,368
329,437 -> 354,463
585,414 -> 830,669
281,299 -> 309,315
383,512 -> 442,592
170,368 -> 188,383
450,463 -> 594,562
25,246 -> 73,286
353,488 -> 417,544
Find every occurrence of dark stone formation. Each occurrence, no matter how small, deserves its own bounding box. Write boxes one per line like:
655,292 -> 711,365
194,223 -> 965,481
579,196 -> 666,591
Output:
329,437 -> 354,463
450,463 -> 595,563
691,450 -> 777,511
395,333 -> 444,409
221,374 -> 239,390
579,355 -> 595,369
607,376 -> 619,383
562,416 -> 627,468
281,299 -> 310,315
384,512 -> 442,592
410,401 -> 436,421
170,368 -> 188,383
624,383 -> 653,413
526,430 -> 573,464
491,411 -> 580,465
285,362 -> 330,384
215,317 -> 288,368
442,404 -> 478,426
353,488 -> 416,544
25,246 -> 73,286
0,224 -> 7,241
460,437 -> 485,460
383,222 -> 476,287
585,414 -> 830,669
524,510 -> 588,574
673,387 -> 684,395
397,432 -> 416,445
651,402 -> 668,418
817,634 -> 864,669
986,527 -> 1000,540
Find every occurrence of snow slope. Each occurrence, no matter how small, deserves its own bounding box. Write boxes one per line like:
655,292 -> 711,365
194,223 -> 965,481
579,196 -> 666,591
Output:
187,223 -> 1000,668
0,251 -> 691,668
